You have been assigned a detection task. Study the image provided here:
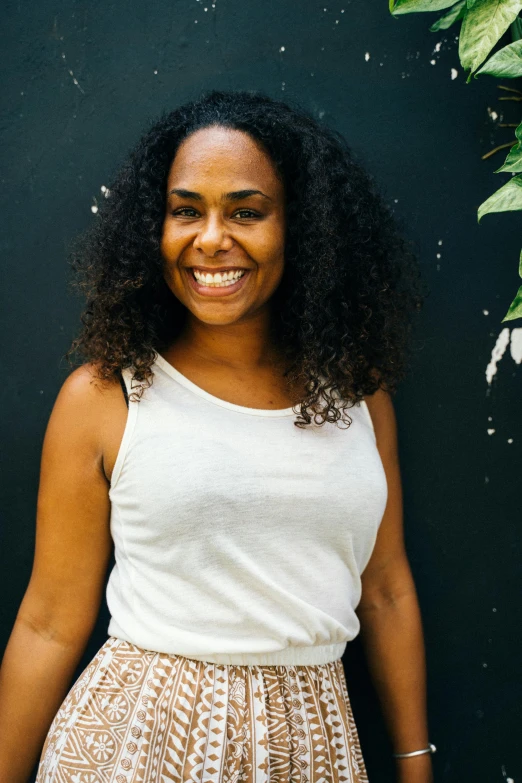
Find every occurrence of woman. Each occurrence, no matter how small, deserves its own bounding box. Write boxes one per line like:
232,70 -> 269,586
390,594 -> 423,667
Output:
0,89 -> 433,783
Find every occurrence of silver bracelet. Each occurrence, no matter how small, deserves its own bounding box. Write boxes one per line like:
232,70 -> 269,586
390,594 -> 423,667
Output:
393,742 -> 437,759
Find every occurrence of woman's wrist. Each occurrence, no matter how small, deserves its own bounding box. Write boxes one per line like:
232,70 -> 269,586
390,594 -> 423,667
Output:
395,752 -> 434,783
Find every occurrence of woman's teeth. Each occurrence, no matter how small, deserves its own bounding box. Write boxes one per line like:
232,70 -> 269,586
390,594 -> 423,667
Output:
193,269 -> 246,287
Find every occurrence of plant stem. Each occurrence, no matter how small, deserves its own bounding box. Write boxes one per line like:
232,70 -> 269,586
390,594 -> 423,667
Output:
481,141 -> 517,160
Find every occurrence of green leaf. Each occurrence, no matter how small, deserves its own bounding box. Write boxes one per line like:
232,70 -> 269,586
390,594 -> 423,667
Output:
467,0 -> 477,7
459,0 -> 522,81
502,283 -> 522,321
476,38 -> 522,77
391,0 -> 460,15
496,147 -> 522,177
430,0 -> 466,29
496,143 -> 522,173
519,247 -> 522,278
477,175 -> 522,222
495,123 -> 522,173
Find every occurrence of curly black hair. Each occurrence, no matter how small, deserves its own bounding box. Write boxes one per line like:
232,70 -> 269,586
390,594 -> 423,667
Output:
66,88 -> 427,428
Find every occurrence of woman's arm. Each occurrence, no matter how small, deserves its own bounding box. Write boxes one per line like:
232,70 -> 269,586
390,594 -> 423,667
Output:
0,365 -> 116,783
356,389 -> 433,783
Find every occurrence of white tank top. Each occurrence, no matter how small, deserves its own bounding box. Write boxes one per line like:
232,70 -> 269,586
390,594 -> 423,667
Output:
106,352 -> 388,665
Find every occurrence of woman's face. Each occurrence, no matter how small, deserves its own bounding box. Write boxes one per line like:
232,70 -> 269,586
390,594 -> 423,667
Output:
161,125 -> 286,327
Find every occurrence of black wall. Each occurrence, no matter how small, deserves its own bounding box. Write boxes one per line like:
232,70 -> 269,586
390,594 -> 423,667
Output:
2,2 -> 521,781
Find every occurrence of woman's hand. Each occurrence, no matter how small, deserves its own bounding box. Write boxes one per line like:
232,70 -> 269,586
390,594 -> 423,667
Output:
395,753 -> 434,783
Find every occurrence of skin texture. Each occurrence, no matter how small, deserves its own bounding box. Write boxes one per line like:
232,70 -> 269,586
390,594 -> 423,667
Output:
0,127 -> 432,783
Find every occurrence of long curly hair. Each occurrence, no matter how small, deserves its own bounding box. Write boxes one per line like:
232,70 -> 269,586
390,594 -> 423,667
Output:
66,88 -> 427,428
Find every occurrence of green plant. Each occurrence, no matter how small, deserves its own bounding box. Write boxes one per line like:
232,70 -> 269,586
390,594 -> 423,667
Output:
390,0 -> 522,321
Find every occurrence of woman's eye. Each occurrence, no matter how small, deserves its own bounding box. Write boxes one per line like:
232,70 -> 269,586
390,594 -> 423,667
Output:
172,208 -> 198,217
234,209 -> 259,219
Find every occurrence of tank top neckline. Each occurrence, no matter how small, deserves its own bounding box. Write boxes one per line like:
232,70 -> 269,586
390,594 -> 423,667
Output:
153,352 -> 297,418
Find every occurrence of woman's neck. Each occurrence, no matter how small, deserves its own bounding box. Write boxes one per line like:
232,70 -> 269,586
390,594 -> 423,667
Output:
169,310 -> 283,371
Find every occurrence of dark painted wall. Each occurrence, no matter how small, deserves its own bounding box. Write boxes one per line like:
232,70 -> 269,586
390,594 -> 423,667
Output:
2,2 -> 521,781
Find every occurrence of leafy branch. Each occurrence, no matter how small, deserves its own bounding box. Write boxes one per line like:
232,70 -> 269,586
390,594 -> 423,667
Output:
389,0 -> 522,322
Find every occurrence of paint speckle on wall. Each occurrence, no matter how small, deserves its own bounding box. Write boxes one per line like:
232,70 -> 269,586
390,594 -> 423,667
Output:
509,327 -> 522,364
61,52 -> 85,94
507,438 -> 514,444
91,205 -> 98,214
485,327 -> 510,384
430,59 -> 436,65
487,107 -> 499,121
483,309 -> 489,316
487,429 -> 495,435
501,765 -> 514,783
451,68 -> 458,80
438,239 -> 443,246
279,46 -> 285,52
364,52 -> 370,61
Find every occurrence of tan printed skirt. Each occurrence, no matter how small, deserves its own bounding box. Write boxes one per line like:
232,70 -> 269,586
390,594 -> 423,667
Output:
36,636 -> 369,783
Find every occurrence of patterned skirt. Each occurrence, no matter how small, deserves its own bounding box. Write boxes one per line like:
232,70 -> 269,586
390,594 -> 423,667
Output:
36,636 -> 368,783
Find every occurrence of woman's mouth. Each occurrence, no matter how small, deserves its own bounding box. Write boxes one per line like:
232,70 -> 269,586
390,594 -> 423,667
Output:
186,266 -> 250,297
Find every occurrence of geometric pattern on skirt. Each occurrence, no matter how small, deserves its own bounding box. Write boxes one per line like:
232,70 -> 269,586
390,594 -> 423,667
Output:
36,636 -> 369,783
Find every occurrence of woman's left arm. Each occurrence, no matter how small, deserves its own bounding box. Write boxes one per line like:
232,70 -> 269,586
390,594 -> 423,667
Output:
356,389 -> 434,783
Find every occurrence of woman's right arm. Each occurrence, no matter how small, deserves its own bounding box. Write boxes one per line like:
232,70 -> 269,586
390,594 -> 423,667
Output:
0,365 -> 116,783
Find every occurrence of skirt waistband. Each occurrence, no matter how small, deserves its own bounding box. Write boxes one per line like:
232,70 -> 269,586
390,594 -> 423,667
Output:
153,641 -> 348,666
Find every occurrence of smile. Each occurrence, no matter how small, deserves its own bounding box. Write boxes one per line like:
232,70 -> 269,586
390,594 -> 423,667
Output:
193,268 -> 245,287
186,266 -> 251,297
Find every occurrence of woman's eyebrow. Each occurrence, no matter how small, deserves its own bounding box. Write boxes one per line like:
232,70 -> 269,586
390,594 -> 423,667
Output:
168,188 -> 272,202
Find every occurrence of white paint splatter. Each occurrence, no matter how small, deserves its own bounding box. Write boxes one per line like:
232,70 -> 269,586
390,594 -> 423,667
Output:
430,59 -> 436,65
365,52 -> 370,61
61,52 -> 85,94
433,42 -> 442,53
487,107 -> 498,121
488,416 -> 493,421
436,253 -> 441,259
91,205 -> 98,214
509,327 -> 522,364
486,328 -> 510,384
438,239 -> 443,245
153,69 -> 158,74
487,429 -> 496,435
279,46 -> 285,52
483,309 -> 489,316
394,198 -> 398,203
507,438 -> 514,444
451,68 -> 458,80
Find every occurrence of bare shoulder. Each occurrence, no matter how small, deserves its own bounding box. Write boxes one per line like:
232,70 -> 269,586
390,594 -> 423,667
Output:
362,387 -> 398,458
47,363 -> 127,474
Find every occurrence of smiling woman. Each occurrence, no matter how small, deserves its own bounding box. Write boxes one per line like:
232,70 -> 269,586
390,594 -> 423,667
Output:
0,89 -> 433,783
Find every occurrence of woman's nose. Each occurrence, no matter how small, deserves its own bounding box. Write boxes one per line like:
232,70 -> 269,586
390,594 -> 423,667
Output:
193,214 -> 233,256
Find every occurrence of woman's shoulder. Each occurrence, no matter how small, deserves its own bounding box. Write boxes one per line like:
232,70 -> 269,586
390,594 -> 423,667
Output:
51,362 -> 127,439
363,388 -> 397,457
